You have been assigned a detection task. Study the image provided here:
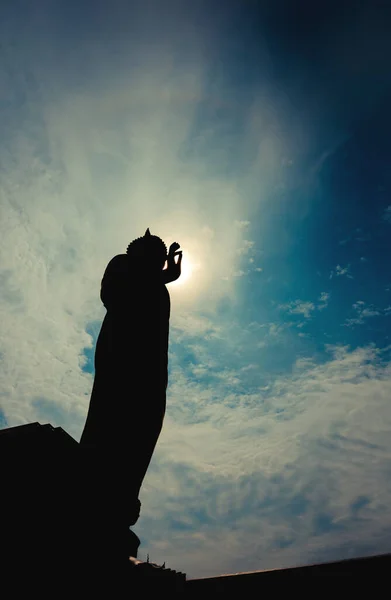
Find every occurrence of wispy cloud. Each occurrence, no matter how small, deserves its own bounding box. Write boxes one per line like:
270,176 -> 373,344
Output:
236,240 -> 255,255
330,264 -> 353,279
221,235 -> 264,279
317,291 -> 331,310
171,313 -> 222,340
344,301 -> 381,327
232,270 -> 247,277
279,292 -> 330,323
234,220 -> 251,230
279,300 -> 316,319
137,343 -> 391,576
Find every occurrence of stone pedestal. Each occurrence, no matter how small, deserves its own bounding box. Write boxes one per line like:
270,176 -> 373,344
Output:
0,422 -> 149,591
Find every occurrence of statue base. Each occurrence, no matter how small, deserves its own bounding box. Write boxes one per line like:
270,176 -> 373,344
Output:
1,422 -> 185,592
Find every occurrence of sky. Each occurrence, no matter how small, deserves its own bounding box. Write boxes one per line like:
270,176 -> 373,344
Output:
1,0 -> 391,578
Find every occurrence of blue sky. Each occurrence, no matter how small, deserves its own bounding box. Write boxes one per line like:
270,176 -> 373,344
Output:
1,0 -> 391,578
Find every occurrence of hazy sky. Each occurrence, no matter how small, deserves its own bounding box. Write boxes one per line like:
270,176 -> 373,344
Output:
1,0 -> 391,578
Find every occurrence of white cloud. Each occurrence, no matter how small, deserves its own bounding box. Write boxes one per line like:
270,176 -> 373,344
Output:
319,292 -> 330,303
361,308 -> 380,318
224,235 -> 263,278
171,313 -> 222,340
240,364 -> 258,372
294,357 -> 316,370
236,240 -> 255,255
317,291 -> 330,310
344,301 -> 381,327
268,322 -> 285,336
136,343 -> 391,576
330,264 -> 353,279
279,300 -> 316,319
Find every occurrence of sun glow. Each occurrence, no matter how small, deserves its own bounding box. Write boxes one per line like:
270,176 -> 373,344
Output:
169,252 -> 197,287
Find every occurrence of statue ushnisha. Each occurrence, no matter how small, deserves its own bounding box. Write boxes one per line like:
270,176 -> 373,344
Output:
80,229 -> 182,527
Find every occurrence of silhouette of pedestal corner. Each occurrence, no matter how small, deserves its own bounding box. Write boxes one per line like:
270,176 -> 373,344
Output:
0,422 -> 156,587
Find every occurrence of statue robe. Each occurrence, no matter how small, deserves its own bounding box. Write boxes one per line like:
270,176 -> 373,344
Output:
80,254 -> 170,523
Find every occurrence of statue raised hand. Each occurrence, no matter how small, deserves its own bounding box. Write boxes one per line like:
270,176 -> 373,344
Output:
163,241 -> 183,284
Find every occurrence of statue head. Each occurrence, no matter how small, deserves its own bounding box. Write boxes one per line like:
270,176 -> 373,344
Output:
126,228 -> 167,272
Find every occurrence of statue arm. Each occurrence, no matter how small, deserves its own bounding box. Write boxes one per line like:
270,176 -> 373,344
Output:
162,250 -> 182,284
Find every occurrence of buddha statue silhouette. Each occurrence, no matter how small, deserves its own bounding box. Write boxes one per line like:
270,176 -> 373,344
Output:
80,229 -> 182,529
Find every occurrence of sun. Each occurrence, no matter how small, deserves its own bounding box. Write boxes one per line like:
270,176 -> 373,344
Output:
172,255 -> 193,286
168,252 -> 196,287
